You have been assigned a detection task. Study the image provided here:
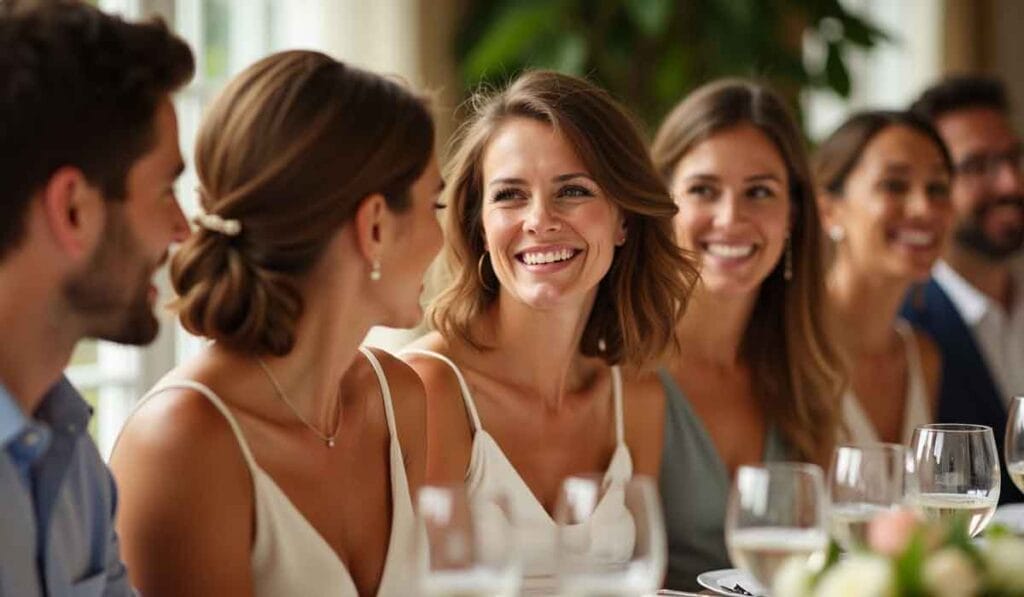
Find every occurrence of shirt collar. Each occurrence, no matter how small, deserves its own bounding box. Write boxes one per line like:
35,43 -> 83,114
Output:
933,260 -> 994,325
0,376 -> 91,449
0,382 -> 29,449
33,376 -> 92,437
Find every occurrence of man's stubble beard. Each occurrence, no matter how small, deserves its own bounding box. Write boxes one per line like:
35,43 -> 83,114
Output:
62,207 -> 160,346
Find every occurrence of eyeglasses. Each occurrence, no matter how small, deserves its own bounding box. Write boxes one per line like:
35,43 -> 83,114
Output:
954,147 -> 1024,181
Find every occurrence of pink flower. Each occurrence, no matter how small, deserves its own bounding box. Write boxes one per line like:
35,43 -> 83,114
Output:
868,508 -> 920,556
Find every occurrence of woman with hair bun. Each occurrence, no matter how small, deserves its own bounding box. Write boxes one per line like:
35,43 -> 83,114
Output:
110,50 -> 444,596
403,70 -> 698,592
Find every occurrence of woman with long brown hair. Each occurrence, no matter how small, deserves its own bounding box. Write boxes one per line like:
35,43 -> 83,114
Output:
403,70 -> 698,591
814,111 -> 951,444
110,51 -> 443,596
650,79 -> 845,590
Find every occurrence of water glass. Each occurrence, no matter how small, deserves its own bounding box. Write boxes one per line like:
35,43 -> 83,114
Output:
725,462 -> 828,589
907,423 -> 1000,537
416,483 -> 521,596
827,443 -> 906,550
1006,396 -> 1024,495
554,474 -> 666,596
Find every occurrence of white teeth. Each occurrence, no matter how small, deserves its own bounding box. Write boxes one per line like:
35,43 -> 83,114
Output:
705,243 -> 754,258
896,230 -> 935,247
523,248 -> 575,265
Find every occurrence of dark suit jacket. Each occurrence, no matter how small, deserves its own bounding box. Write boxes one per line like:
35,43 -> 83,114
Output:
901,277 -> 1023,504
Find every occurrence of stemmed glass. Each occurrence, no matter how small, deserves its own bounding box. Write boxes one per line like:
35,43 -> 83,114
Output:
725,463 -> 829,590
554,475 -> 666,597
1007,396 -> 1024,495
907,423 -> 1001,537
416,483 -> 521,597
827,443 -> 906,551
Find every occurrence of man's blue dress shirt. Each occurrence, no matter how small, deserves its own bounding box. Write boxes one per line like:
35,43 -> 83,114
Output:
0,377 -> 133,596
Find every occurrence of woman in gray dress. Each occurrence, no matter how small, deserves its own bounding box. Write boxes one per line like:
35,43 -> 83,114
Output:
649,79 -> 846,590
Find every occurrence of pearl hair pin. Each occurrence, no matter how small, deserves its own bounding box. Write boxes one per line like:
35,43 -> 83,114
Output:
195,213 -> 242,237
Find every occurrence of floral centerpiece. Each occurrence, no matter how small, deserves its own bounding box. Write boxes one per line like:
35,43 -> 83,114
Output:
774,510 -> 1024,597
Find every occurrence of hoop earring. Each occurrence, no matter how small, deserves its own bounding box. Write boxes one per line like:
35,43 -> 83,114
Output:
477,252 -> 496,293
784,237 -> 793,282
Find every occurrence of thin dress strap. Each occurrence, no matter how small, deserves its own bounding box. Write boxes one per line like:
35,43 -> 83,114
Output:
129,379 -> 260,469
359,346 -> 399,438
611,365 -> 625,444
399,348 -> 484,432
895,320 -> 924,378
894,319 -> 931,441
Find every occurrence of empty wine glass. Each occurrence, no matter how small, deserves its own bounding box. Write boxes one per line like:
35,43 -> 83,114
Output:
828,443 -> 906,551
554,474 -> 666,597
1007,396 -> 1024,495
725,463 -> 828,590
416,483 -> 521,596
907,423 -> 1000,537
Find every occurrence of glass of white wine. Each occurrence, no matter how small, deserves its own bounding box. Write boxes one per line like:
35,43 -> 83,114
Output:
907,423 -> 1000,537
554,475 -> 666,597
416,483 -> 521,597
725,463 -> 829,590
828,443 -> 905,551
1007,396 -> 1024,494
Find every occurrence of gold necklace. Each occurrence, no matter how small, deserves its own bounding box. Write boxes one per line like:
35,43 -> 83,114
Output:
256,357 -> 340,448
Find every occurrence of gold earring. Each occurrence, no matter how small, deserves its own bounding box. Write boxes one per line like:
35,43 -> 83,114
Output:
370,259 -> 382,282
477,252 -> 496,293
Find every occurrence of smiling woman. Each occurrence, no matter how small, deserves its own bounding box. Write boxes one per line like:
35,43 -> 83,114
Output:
402,70 -> 698,592
813,110 -> 952,446
650,79 -> 846,591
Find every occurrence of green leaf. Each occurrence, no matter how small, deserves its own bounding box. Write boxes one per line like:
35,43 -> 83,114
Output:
535,31 -> 588,74
824,41 -> 851,97
894,533 -> 928,596
840,13 -> 892,47
623,0 -> 672,38
985,523 -> 1013,542
461,1 -> 565,84
652,43 -> 687,107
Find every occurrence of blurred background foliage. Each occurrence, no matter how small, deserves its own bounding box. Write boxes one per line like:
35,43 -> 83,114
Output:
456,0 -> 890,132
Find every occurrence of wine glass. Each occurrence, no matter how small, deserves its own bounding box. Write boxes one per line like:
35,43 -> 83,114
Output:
827,443 -> 906,551
1007,396 -> 1024,495
725,463 -> 829,590
416,483 -> 521,596
907,423 -> 1000,537
553,474 -> 666,597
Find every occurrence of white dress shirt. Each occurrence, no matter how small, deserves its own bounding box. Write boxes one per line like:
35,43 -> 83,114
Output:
933,259 -> 1024,407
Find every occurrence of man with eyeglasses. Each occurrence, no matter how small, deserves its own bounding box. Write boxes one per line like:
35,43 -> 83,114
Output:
903,75 -> 1024,503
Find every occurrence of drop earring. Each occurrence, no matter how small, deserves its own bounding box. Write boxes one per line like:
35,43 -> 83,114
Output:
370,259 -> 382,281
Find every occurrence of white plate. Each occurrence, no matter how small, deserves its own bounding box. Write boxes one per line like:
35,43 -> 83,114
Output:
992,503 -> 1024,535
696,569 -> 767,596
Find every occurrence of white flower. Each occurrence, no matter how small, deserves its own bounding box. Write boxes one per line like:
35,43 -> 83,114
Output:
813,555 -> 893,597
981,536 -> 1024,592
772,558 -> 814,597
922,548 -> 980,597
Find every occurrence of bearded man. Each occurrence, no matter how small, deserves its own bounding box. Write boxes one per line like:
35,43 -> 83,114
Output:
904,75 -> 1024,503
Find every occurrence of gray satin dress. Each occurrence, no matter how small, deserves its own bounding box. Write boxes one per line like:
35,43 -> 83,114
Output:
657,368 -> 790,591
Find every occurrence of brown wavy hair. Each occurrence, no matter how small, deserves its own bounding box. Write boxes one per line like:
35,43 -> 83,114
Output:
651,79 -> 846,464
428,70 -> 698,368
170,51 -> 434,355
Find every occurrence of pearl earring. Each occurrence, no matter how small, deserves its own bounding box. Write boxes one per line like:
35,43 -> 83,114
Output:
370,259 -> 382,281
828,224 -> 846,243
